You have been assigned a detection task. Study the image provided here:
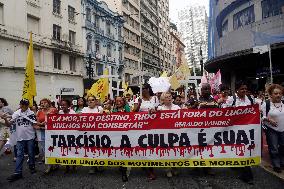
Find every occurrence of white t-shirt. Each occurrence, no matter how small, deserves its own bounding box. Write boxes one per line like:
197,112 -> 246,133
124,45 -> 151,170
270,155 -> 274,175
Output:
224,95 -> 254,108
135,96 -> 159,112
157,104 -> 181,111
81,106 -> 103,113
11,109 -> 37,141
261,101 -> 284,132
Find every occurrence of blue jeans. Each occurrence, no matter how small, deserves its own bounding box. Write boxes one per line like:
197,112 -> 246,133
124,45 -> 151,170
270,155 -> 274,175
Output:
265,127 -> 284,168
15,139 -> 35,175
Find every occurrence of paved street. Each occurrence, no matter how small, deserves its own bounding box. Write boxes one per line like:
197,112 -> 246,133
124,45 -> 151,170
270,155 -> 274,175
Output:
0,154 -> 283,189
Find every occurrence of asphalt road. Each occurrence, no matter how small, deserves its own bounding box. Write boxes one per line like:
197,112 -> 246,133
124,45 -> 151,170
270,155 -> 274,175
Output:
0,154 -> 283,189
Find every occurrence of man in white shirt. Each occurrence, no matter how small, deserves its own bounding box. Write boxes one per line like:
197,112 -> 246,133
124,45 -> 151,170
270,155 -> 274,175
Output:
224,81 -> 254,185
1,99 -> 37,182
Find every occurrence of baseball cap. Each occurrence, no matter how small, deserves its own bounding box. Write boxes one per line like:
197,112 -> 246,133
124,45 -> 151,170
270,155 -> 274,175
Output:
20,99 -> 30,106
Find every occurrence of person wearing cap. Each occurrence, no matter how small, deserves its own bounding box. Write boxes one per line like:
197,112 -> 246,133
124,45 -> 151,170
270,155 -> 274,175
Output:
1,99 -> 37,182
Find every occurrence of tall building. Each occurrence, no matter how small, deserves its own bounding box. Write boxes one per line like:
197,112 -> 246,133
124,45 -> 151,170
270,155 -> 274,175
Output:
158,0 -> 171,74
104,0 -> 142,87
140,0 -> 160,79
106,0 -> 175,83
0,0 -> 84,109
178,5 -> 208,72
82,0 -> 124,97
206,0 -> 284,91
169,23 -> 186,70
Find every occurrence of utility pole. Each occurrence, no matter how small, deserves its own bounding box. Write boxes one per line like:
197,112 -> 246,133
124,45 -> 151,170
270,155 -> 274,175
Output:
200,46 -> 203,75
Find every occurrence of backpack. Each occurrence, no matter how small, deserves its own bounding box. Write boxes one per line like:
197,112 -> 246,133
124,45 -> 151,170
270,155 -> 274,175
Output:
232,95 -> 254,107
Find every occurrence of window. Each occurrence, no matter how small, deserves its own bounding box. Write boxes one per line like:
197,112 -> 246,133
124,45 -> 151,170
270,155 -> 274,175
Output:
0,3 -> 3,25
34,49 -> 40,67
69,56 -> 76,72
95,40 -> 100,53
54,52 -> 61,69
53,24 -> 61,40
86,8 -> 91,21
119,47 -> 122,60
53,0 -> 61,15
69,30 -> 76,45
262,0 -> 283,19
221,20 -> 228,37
107,44 -> 112,57
96,64 -> 103,76
95,16 -> 100,28
233,6 -> 255,30
87,36 -> 92,52
27,15 -> 40,34
106,22 -> 111,35
68,6 -> 75,22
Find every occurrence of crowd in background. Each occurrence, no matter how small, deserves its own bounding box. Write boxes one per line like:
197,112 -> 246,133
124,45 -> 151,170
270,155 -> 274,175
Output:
0,80 -> 284,184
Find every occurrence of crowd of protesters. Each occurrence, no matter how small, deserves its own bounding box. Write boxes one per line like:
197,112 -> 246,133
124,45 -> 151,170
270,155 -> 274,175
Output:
0,80 -> 284,184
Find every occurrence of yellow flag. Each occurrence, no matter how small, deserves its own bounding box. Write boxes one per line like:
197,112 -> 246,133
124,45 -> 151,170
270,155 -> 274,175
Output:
88,69 -> 109,102
22,33 -> 37,107
169,74 -> 180,90
122,81 -> 128,90
175,63 -> 191,81
160,71 -> 168,77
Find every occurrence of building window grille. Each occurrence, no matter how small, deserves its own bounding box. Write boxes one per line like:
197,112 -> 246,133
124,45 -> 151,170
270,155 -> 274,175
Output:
233,5 -> 255,30
261,0 -> 283,19
53,24 -> 61,40
68,6 -> 75,22
53,0 -> 61,15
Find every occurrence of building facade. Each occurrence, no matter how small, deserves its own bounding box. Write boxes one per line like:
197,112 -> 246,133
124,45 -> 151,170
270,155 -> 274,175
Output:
206,0 -> 284,91
178,5 -> 208,73
158,0 -> 172,74
140,0 -> 160,79
105,0 -> 176,85
0,0 -> 84,110
169,23 -> 186,70
82,0 -> 124,96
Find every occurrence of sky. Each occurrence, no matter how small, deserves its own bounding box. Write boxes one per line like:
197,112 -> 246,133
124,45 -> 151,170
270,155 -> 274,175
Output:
169,0 -> 209,24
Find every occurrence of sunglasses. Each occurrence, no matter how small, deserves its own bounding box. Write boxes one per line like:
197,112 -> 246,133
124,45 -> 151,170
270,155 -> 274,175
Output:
88,99 -> 96,102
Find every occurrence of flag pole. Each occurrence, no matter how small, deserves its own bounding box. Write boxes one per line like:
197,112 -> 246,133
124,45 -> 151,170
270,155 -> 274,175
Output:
268,45 -> 273,84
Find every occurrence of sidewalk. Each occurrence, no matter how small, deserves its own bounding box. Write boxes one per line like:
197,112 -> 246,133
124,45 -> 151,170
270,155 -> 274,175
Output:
260,130 -> 284,179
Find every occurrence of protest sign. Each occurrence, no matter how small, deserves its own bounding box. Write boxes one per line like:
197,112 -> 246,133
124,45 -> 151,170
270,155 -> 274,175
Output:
46,105 -> 261,167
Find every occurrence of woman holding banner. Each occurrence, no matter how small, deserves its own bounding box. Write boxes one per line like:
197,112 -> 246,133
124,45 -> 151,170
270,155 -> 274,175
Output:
82,96 -> 104,174
59,99 -> 77,173
133,83 -> 159,180
262,84 -> 284,173
157,92 -> 181,178
112,96 -> 131,182
35,98 -> 58,173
